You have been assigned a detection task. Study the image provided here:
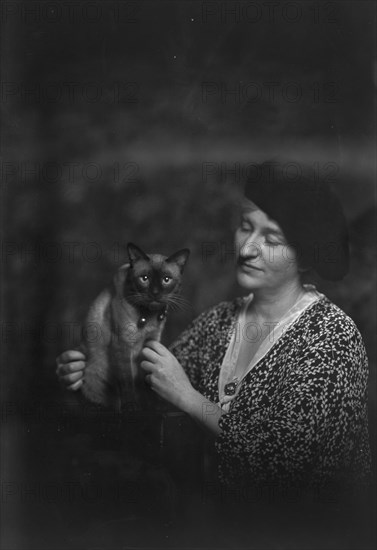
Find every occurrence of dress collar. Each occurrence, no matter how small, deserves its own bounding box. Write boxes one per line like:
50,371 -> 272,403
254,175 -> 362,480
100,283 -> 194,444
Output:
218,285 -> 323,411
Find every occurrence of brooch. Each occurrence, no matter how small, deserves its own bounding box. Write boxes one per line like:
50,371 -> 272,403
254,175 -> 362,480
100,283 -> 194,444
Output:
224,377 -> 239,396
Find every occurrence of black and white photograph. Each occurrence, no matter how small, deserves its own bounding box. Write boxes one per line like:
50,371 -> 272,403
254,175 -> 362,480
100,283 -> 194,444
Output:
1,1 -> 376,548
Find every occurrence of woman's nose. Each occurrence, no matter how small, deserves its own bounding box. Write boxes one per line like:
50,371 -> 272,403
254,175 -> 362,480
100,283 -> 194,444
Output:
240,237 -> 262,259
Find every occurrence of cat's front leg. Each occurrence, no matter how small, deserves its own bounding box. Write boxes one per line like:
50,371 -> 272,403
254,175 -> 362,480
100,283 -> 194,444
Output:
144,321 -> 165,344
80,289 -> 115,408
81,345 -> 114,407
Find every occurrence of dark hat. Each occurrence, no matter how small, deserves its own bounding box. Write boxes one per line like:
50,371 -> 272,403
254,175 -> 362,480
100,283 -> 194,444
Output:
244,163 -> 349,281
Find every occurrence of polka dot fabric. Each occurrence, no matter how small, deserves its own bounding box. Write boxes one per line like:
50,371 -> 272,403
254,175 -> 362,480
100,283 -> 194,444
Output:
170,296 -> 371,490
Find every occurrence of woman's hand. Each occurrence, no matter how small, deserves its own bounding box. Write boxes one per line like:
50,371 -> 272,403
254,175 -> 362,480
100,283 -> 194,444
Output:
140,340 -> 222,436
140,340 -> 196,411
56,350 -> 86,391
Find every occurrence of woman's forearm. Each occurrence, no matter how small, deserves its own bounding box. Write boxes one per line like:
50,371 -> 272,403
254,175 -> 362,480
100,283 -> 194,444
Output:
179,389 -> 223,436
140,341 -> 223,435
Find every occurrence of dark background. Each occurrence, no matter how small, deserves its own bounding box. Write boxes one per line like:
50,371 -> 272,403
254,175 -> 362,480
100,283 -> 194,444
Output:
1,1 -> 376,548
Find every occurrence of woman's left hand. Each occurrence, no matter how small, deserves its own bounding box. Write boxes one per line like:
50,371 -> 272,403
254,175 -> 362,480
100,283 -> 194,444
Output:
140,340 -> 195,410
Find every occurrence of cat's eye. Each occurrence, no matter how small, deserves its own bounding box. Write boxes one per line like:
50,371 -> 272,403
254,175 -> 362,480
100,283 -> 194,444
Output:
139,275 -> 149,283
162,276 -> 172,284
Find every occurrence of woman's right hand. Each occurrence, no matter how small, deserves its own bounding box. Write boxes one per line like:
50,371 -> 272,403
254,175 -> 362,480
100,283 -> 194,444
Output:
56,350 -> 86,391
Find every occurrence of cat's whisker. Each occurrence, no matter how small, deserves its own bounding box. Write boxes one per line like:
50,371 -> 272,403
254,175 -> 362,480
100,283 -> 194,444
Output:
167,295 -> 192,312
126,293 -> 145,303
167,300 -> 190,310
174,299 -> 191,308
169,294 -> 192,305
121,293 -> 147,310
126,291 -> 192,312
166,302 -> 179,312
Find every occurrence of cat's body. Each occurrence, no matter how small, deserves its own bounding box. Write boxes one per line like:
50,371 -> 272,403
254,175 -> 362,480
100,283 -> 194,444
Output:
80,243 -> 190,412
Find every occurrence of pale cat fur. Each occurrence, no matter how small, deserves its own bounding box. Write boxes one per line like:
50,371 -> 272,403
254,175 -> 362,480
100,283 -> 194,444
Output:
79,243 -> 190,412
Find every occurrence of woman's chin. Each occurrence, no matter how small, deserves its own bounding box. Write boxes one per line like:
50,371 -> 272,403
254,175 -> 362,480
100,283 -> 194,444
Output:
236,270 -> 262,290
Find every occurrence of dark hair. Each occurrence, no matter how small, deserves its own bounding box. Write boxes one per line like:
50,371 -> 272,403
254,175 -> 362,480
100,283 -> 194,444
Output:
243,161 -> 349,281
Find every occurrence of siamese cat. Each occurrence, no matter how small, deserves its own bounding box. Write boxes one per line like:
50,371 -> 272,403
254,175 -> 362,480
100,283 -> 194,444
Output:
80,243 -> 190,412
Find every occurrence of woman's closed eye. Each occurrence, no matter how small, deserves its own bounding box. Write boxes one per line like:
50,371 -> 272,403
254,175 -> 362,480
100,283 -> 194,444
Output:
265,238 -> 282,247
264,231 -> 286,246
239,220 -> 253,232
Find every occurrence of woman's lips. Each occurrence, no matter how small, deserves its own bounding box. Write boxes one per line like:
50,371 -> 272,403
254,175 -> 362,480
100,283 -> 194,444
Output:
238,259 -> 263,271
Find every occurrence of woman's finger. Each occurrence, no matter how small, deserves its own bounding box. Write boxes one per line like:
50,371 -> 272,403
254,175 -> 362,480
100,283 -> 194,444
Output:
143,340 -> 166,356
139,360 -> 155,373
60,371 -> 83,385
67,379 -> 83,391
140,347 -> 159,362
58,350 -> 86,363
56,361 -> 86,376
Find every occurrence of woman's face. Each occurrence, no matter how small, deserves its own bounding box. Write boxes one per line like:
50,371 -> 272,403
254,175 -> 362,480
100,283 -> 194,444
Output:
235,198 -> 300,293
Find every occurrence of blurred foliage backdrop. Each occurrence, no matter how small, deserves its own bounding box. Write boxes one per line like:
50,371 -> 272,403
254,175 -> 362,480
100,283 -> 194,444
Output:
1,0 -> 376,546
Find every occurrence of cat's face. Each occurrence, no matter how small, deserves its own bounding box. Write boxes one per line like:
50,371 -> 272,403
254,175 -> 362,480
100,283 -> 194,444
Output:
125,243 -> 190,311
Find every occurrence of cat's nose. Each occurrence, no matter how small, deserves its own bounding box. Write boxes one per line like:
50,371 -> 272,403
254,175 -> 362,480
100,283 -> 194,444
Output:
151,288 -> 159,296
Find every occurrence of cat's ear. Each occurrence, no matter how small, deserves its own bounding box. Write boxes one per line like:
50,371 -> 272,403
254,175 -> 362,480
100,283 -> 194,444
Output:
166,248 -> 190,272
127,243 -> 149,266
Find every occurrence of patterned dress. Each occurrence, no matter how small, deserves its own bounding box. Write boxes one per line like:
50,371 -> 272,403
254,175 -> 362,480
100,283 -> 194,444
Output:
170,292 -> 371,492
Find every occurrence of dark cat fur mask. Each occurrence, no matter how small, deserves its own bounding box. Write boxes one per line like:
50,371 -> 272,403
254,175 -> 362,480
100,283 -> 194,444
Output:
80,243 -> 190,411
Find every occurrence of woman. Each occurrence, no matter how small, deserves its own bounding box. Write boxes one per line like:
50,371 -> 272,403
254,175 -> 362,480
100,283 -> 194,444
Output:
56,164 -> 371,498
